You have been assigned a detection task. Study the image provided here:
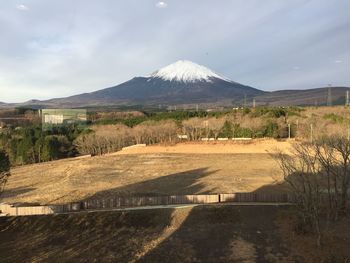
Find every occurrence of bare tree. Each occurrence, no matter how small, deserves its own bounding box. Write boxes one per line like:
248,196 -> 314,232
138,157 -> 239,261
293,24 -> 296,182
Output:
132,120 -> 178,145
276,143 -> 323,246
275,136 -> 350,246
316,136 -> 350,215
207,117 -> 226,139
74,124 -> 133,155
182,118 -> 204,140
75,121 -> 178,155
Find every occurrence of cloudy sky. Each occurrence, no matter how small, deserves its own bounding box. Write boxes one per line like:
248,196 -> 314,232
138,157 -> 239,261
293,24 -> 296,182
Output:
1,0 -> 349,102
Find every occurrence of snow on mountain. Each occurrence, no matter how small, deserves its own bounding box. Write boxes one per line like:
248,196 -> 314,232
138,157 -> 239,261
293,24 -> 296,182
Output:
149,60 -> 231,83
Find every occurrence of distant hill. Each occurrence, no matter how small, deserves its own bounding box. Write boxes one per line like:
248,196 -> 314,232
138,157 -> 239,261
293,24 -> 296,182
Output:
2,60 -> 350,108
256,86 -> 349,107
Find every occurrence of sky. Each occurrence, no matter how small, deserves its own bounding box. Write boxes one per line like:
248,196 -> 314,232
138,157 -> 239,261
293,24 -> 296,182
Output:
0,0 -> 350,102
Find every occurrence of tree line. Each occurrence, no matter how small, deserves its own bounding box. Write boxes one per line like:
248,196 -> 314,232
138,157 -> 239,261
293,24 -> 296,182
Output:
75,115 -> 290,155
0,125 -> 83,166
1,106 -> 349,164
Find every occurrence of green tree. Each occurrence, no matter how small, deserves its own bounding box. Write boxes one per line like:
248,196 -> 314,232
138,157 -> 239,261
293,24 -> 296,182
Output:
41,136 -> 59,161
219,121 -> 233,138
0,149 -> 10,196
16,135 -> 35,164
263,120 -> 279,138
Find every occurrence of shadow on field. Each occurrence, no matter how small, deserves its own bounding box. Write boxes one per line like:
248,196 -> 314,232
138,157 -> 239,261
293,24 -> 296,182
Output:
0,169 -> 302,263
84,167 -> 219,199
138,205 -> 296,263
136,179 -> 297,263
1,186 -> 37,200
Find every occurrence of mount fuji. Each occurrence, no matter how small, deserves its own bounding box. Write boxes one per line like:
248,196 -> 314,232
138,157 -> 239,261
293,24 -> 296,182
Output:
40,60 -> 264,107
5,60 -> 349,108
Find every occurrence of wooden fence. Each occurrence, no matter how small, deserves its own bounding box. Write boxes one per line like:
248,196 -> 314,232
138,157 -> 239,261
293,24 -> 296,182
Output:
0,193 -> 294,216
0,203 -> 64,216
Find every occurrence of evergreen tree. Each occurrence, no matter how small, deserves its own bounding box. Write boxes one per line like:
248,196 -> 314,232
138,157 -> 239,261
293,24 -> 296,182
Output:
0,150 -> 10,173
220,121 -> 233,138
0,149 -> 10,196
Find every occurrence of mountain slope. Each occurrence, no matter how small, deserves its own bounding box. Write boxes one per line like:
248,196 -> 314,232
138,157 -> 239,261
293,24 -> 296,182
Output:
3,60 -> 350,108
45,60 -> 264,106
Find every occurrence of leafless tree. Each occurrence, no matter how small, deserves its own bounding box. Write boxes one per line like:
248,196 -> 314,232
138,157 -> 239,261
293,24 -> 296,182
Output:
276,143 -> 323,246
75,124 -> 133,155
75,121 -> 178,155
316,136 -> 350,216
275,136 -> 350,246
182,118 -> 205,140
207,117 -> 226,139
131,120 -> 178,145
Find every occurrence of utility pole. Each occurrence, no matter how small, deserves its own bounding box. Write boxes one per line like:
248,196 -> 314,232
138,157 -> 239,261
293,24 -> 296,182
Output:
196,104 -> 199,112
346,90 -> 349,107
327,84 -> 332,106
288,123 -> 291,139
253,98 -> 256,108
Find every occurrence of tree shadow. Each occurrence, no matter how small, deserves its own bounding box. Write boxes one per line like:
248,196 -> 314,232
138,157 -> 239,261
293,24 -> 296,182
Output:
0,168 -> 216,262
1,186 -> 37,201
0,168 -> 303,262
137,178 -> 299,262
84,167 -> 219,199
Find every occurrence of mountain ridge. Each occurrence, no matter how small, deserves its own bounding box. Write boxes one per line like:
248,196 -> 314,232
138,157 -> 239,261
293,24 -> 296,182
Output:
1,60 -> 349,108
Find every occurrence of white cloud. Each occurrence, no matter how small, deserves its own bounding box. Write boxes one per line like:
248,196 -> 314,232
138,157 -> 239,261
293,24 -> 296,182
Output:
16,4 -> 29,11
334,60 -> 343,63
156,1 -> 167,8
293,66 -> 300,70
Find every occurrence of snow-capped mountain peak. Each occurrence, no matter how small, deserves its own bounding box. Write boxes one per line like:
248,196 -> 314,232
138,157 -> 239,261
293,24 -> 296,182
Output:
150,60 -> 231,83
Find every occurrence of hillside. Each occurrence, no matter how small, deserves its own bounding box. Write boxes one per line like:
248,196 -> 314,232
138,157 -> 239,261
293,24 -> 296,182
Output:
1,205 -> 349,262
257,86 -> 349,106
0,205 -> 301,263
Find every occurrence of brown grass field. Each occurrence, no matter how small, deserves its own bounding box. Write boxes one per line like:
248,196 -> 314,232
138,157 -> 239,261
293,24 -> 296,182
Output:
2,139 -> 292,205
2,139 -> 350,262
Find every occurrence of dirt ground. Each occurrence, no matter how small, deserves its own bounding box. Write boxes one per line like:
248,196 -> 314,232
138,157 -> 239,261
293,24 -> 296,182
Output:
1,140 -> 292,205
0,205 -> 302,263
117,139 -> 293,155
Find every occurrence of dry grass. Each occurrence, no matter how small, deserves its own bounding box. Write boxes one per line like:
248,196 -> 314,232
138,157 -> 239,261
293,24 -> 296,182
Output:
0,206 -> 299,263
2,140 -> 292,205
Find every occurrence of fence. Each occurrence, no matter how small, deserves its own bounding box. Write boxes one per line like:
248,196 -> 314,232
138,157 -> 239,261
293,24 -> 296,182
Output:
0,193 -> 294,216
0,203 -> 64,216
